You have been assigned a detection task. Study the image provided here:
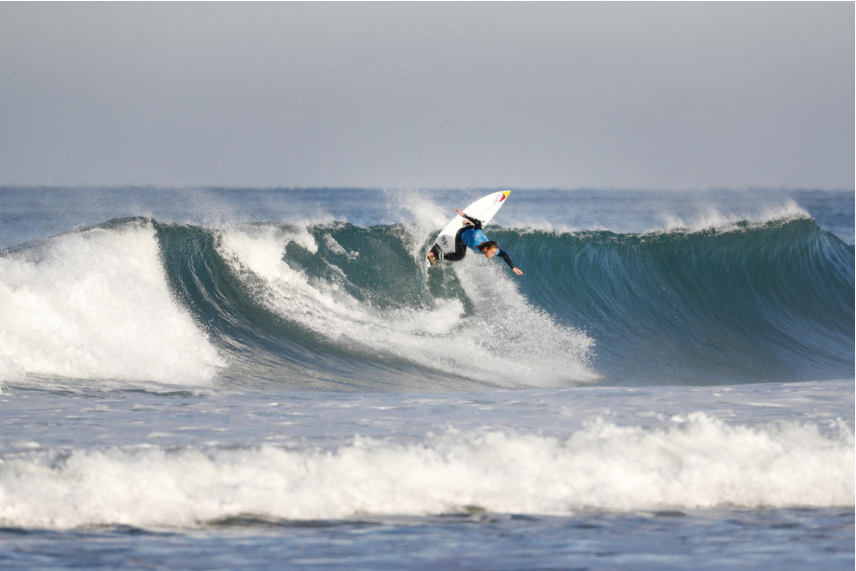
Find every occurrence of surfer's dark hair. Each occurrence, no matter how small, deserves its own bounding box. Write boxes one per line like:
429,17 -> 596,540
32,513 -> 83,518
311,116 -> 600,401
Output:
479,241 -> 499,252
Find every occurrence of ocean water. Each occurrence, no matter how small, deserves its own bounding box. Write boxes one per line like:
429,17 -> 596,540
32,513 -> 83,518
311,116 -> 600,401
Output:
0,187 -> 853,570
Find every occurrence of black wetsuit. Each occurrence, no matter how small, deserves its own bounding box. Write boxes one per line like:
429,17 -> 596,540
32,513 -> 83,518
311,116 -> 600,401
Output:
431,215 -> 517,270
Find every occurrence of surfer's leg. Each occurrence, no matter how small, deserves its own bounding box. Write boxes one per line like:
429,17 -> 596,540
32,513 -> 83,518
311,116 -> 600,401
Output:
441,227 -> 469,262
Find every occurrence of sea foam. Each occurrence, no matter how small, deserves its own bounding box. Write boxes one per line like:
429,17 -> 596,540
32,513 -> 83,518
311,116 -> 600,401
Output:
0,221 -> 224,385
0,414 -> 851,529
217,224 -> 596,387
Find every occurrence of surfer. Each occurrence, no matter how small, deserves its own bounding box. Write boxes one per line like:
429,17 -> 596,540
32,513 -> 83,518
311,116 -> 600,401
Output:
428,209 -> 524,275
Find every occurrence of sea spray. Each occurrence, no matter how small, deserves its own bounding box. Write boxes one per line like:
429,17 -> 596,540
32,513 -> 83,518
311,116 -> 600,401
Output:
215,223 -> 597,387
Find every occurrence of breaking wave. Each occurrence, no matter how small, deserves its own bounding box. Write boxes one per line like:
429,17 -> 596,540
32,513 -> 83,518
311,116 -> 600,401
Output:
0,213 -> 852,389
1,415 -> 851,529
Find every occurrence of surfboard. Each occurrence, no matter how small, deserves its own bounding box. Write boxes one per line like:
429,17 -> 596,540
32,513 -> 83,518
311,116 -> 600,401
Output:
427,190 -> 511,265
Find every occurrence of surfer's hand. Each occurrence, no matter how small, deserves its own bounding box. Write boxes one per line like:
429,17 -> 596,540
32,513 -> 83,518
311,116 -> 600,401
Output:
513,268 -> 524,276
454,209 -> 465,217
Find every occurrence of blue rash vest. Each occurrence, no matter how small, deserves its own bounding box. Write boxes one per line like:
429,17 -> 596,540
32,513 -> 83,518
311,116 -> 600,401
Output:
443,215 -> 516,270
461,227 -> 488,253
461,225 -> 514,269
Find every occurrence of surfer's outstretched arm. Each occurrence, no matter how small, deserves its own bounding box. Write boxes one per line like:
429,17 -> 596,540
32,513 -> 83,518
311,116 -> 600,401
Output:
497,250 -> 515,269
497,250 -> 524,275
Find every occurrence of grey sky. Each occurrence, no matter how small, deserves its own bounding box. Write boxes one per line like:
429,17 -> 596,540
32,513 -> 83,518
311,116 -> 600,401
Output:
0,2 -> 852,189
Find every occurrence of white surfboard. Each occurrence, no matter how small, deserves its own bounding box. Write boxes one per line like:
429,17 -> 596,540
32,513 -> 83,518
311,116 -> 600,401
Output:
428,190 -> 511,265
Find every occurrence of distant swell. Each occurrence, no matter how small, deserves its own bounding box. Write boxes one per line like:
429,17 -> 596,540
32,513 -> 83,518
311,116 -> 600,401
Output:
0,215 -> 852,388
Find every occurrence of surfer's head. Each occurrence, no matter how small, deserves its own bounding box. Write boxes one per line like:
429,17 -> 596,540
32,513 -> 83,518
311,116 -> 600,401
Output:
479,241 -> 499,258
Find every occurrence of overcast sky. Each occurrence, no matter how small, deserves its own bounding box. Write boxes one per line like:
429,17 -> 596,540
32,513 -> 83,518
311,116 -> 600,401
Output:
0,3 -> 852,190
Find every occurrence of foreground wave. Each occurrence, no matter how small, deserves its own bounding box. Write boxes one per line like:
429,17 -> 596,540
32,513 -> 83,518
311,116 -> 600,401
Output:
1,414 -> 851,529
0,214 -> 852,389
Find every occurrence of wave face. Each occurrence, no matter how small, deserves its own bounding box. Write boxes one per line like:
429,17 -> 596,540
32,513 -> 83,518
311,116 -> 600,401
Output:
0,215 -> 852,389
494,217 -> 854,384
155,219 -> 596,390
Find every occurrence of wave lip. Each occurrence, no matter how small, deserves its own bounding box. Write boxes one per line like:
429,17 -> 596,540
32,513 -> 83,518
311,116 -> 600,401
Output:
1,415 -> 851,529
504,197 -> 815,237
